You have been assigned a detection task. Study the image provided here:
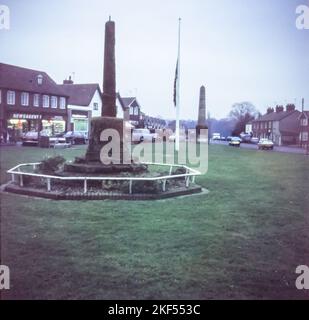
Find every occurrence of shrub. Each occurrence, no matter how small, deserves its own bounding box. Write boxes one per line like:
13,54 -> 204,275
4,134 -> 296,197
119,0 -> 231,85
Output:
38,156 -> 66,175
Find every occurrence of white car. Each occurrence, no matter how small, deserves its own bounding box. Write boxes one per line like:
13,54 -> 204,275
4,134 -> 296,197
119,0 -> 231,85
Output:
212,133 -> 221,140
168,134 -> 186,142
258,139 -> 274,150
132,129 -> 158,143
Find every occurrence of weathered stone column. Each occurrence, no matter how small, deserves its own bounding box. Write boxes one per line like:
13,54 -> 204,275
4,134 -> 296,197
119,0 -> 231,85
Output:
102,19 -> 116,117
196,85 -> 208,140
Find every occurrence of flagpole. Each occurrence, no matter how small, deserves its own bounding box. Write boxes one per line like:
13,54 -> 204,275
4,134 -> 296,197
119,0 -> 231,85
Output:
175,18 -> 181,152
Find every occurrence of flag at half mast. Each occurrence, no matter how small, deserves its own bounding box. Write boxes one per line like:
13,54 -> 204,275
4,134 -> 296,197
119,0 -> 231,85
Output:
174,18 -> 181,151
173,59 -> 178,107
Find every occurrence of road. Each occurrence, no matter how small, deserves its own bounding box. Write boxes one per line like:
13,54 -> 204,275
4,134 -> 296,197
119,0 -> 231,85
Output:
211,140 -> 307,154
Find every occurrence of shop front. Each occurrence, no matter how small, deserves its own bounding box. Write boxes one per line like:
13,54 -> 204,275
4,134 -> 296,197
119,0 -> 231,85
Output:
69,110 -> 91,137
6,112 -> 67,142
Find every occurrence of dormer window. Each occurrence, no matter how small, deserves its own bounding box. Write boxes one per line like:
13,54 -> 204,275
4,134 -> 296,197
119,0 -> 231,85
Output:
37,74 -> 43,85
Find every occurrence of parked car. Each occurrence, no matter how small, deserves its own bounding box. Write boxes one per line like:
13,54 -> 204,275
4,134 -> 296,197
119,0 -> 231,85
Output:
250,137 -> 259,144
220,136 -> 226,141
22,131 -> 40,146
212,133 -> 221,140
240,133 -> 252,143
64,131 -> 87,145
258,139 -> 274,150
226,136 -> 233,141
22,131 -> 66,147
168,134 -> 186,142
229,137 -> 241,147
132,128 -> 158,143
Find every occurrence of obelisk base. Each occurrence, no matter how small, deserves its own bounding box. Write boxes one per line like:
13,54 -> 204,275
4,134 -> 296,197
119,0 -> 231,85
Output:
64,117 -> 147,174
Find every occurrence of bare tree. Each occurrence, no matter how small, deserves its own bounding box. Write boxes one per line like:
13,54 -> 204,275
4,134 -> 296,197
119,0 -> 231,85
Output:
229,102 -> 259,136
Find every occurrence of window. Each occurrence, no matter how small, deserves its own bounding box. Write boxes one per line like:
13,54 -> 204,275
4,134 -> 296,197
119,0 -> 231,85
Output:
268,121 -> 272,128
74,119 -> 88,132
43,95 -> 49,108
134,107 -> 139,116
37,74 -> 43,85
7,91 -> 15,105
59,97 -> 66,109
21,92 -> 29,106
51,96 -> 57,108
93,102 -> 98,111
301,118 -> 308,126
302,132 -> 308,141
130,106 -> 134,115
33,94 -> 39,107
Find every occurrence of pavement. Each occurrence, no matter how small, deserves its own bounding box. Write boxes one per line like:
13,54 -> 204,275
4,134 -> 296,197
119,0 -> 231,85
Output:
211,140 -> 307,155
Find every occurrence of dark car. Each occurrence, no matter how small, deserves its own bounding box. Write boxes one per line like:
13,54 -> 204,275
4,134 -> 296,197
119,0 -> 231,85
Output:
64,131 -> 87,145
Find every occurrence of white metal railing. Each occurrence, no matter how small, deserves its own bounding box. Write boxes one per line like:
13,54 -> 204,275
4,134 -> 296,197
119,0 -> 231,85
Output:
7,162 -> 201,194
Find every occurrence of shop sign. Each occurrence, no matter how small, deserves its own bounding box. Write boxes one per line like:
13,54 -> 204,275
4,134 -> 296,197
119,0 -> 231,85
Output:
12,113 -> 42,120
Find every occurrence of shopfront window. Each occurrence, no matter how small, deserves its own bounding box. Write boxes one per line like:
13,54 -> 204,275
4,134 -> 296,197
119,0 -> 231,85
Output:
42,119 -> 65,135
73,119 -> 88,132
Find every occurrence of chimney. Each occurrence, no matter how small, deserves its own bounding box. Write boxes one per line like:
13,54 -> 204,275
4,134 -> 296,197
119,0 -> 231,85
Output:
276,105 -> 284,113
267,107 -> 274,114
286,104 -> 295,112
63,75 -> 74,85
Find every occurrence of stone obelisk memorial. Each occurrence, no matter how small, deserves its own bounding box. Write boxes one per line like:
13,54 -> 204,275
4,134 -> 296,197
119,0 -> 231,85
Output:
65,18 -> 145,174
196,85 -> 208,140
102,18 -> 116,117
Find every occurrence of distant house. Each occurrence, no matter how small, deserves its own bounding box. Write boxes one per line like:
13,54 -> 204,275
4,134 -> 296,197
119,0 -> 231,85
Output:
58,78 -> 102,136
0,63 -> 69,138
252,105 -> 301,146
117,94 -> 142,127
299,110 -> 309,148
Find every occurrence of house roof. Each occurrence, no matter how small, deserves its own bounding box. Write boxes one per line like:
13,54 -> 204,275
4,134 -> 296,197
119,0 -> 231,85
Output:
117,94 -> 141,111
120,97 -> 136,108
58,84 -> 101,106
299,111 -> 309,119
0,63 -> 67,96
254,110 -> 299,122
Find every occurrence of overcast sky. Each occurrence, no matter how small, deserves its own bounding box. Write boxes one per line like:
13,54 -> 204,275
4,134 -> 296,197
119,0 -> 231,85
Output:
1,0 -> 308,120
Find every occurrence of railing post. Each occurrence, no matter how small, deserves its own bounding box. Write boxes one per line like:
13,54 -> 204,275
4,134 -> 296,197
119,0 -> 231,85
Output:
20,175 -> 23,187
169,166 -> 173,175
129,180 -> 132,194
192,175 -> 195,184
84,179 -> 87,194
162,179 -> 167,192
47,178 -> 51,191
185,176 -> 190,188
